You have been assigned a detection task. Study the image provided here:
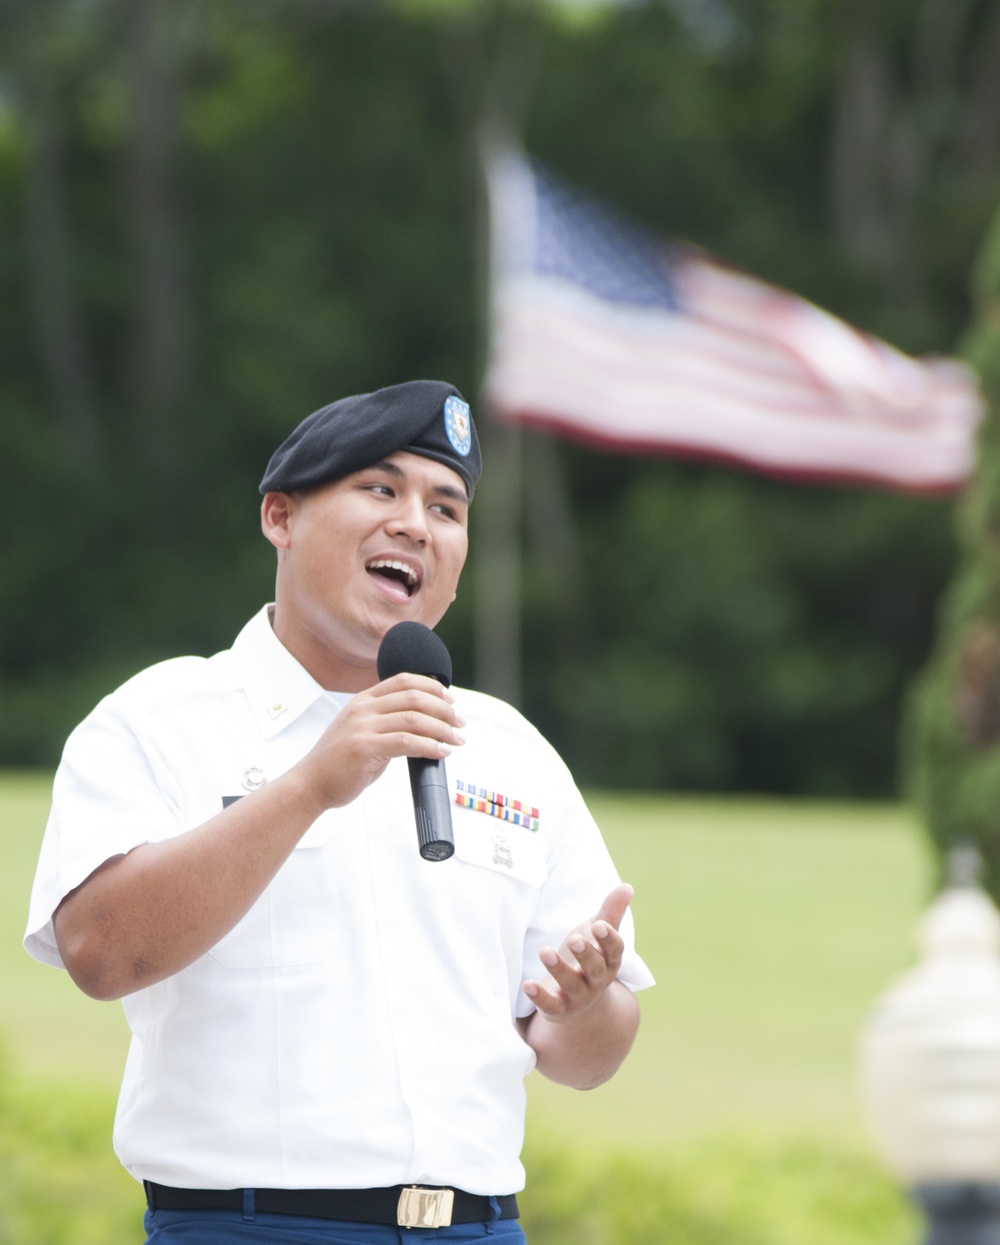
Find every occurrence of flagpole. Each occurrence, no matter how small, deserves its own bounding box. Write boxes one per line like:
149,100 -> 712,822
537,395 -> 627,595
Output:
474,123 -> 522,706
458,2 -> 547,706
472,415 -> 523,705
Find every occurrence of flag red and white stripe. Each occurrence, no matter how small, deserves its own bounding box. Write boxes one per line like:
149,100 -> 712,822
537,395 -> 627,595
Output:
483,148 -> 984,494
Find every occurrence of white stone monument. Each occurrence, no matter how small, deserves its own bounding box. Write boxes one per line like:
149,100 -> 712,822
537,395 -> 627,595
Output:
860,847 -> 1000,1243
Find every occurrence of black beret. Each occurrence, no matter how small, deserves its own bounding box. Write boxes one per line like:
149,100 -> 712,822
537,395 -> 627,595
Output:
259,380 -> 481,499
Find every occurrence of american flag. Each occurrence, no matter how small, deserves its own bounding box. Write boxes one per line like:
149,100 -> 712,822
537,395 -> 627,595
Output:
483,148 -> 984,494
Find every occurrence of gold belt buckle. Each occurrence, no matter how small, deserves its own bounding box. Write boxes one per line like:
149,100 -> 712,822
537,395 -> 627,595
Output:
397,1186 -> 455,1229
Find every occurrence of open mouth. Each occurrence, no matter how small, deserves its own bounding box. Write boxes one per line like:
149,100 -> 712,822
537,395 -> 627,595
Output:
366,557 -> 420,599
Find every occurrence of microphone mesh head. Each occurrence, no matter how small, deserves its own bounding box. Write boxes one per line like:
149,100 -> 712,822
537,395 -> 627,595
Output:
377,622 -> 453,687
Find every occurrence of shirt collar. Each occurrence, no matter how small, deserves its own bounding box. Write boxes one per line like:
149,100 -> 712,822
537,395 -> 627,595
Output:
231,605 -> 331,739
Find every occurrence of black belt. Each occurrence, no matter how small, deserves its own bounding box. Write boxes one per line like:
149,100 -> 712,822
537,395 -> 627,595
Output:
144,1181 -> 519,1228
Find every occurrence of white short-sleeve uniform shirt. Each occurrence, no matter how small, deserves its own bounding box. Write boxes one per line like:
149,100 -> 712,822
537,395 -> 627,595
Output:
25,606 -> 654,1195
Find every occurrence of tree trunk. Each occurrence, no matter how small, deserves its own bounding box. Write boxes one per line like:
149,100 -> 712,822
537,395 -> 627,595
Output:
123,0 -> 188,474
23,80 -> 102,472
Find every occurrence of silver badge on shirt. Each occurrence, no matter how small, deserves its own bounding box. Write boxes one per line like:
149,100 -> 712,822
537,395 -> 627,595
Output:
491,828 -> 514,869
241,766 -> 267,792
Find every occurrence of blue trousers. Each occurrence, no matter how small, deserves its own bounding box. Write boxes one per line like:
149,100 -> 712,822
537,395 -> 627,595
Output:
142,1208 -> 528,1244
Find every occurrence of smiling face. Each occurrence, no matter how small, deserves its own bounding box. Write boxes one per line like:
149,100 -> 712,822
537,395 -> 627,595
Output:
261,451 -> 470,691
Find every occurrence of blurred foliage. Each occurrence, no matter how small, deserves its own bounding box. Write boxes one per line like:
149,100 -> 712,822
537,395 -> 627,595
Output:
533,461 -> 955,794
0,1040 -> 915,1245
1,0 -> 998,794
521,1131 -> 916,1245
0,1047 -> 139,1244
907,202 -> 1000,896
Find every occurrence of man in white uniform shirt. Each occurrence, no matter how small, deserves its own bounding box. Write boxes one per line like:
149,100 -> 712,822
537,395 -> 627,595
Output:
25,380 -> 654,1244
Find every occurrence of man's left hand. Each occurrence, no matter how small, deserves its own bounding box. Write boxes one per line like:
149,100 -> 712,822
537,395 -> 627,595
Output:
522,883 -> 633,1021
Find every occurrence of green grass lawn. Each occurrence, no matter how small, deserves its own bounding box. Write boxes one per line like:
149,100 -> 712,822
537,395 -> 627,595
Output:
527,793 -> 931,1149
2,772 -> 133,1088
2,773 -> 932,1152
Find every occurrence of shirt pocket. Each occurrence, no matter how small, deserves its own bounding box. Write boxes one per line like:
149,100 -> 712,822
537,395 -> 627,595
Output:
206,840 -> 337,969
188,797 -> 338,970
451,805 -> 547,888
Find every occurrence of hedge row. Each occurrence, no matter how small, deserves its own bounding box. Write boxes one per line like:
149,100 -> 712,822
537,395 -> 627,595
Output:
0,1053 -> 138,1243
0,1055 -> 914,1245
520,1131 -> 915,1245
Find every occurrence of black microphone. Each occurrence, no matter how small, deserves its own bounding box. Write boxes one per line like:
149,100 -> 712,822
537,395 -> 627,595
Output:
377,621 -> 455,862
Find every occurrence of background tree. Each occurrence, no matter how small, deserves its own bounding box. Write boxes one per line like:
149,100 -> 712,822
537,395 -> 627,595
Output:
908,205 -> 1000,897
1,0 -> 998,797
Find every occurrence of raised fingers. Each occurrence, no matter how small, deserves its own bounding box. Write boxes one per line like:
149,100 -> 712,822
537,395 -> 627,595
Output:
564,927 -> 623,985
591,920 -> 625,973
524,923 -> 624,1019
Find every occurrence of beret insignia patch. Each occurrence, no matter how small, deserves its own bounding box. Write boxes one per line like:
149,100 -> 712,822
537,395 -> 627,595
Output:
443,395 -> 472,458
